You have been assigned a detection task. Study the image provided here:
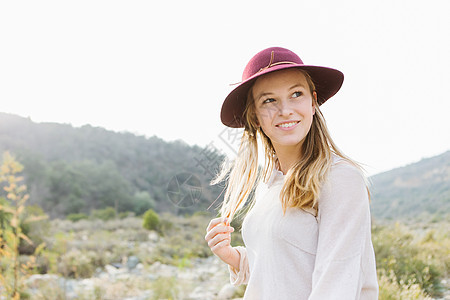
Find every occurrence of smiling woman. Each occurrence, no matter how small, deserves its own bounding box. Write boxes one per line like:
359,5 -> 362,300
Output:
251,69 -> 316,167
204,47 -> 379,299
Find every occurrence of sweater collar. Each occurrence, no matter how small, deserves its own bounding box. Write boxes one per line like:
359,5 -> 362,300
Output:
266,164 -> 286,187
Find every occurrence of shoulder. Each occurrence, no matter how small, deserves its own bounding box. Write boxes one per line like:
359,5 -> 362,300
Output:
328,155 -> 366,186
319,155 -> 369,209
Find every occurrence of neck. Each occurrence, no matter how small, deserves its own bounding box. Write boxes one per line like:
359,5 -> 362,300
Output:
273,143 -> 303,175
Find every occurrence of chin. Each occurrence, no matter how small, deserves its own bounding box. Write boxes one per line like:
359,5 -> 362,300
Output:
274,139 -> 305,148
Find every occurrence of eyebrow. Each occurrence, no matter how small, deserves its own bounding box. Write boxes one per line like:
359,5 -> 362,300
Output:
254,83 -> 306,101
289,83 -> 306,90
254,92 -> 274,101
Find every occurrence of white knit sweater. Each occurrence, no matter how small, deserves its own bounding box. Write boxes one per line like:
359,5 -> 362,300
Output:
228,157 -> 379,299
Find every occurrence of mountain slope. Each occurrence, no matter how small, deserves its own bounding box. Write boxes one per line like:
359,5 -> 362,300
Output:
0,112 -> 224,217
369,150 -> 450,220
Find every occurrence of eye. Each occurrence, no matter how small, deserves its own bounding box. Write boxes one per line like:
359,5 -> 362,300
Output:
292,91 -> 303,98
262,98 -> 275,104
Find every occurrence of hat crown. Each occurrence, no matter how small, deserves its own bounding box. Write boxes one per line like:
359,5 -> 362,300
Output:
242,47 -> 304,81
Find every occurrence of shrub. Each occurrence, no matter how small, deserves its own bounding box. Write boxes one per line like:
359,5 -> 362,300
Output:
117,211 -> 132,219
151,276 -> 178,299
132,191 -> 156,215
91,207 -> 116,221
67,213 -> 89,222
378,270 -> 431,299
0,152 -> 46,299
19,205 -> 50,255
143,209 -> 160,232
57,249 -> 95,278
373,223 -> 444,297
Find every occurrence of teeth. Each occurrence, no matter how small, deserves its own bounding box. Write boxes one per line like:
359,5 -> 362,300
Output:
278,122 -> 298,128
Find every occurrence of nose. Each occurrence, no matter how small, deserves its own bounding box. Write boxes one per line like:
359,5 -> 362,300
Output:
277,99 -> 293,117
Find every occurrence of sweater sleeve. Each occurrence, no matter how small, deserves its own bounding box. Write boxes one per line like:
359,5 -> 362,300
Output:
228,246 -> 250,285
309,162 -> 374,300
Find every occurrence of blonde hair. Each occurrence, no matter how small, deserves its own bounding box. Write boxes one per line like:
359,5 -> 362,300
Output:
212,69 -> 367,221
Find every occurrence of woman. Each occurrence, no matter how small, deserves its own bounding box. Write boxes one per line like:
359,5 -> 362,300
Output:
204,47 -> 378,299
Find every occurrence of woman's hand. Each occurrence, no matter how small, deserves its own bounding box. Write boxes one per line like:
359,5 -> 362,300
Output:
205,217 -> 236,264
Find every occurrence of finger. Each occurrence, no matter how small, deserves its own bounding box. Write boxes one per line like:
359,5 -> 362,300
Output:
206,217 -> 227,231
211,235 -> 231,251
208,232 -> 230,248
208,233 -> 231,248
205,226 -> 225,242
211,239 -> 231,252
205,223 -> 234,241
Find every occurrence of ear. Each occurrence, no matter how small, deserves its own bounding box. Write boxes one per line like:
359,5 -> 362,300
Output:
312,91 -> 317,115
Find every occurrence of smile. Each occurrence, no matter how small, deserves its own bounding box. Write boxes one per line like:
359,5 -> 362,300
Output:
276,121 -> 300,129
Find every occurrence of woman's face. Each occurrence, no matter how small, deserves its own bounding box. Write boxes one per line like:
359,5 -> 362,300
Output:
252,68 -> 316,153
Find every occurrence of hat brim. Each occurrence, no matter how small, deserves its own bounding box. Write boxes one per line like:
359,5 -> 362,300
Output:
220,64 -> 344,128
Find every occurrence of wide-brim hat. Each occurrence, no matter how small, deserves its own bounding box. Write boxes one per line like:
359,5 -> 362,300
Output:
220,47 -> 344,128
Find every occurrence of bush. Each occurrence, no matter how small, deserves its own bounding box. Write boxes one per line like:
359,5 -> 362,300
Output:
19,205 -> 50,255
373,223 -> 445,297
143,209 -> 160,232
67,213 -> 89,222
132,191 -> 156,216
91,207 -> 116,221
57,249 -> 95,278
151,276 -> 178,299
118,211 -> 133,219
378,270 -> 431,299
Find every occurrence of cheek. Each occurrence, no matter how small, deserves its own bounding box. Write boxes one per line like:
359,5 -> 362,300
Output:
255,110 -> 273,130
300,102 -> 315,118
256,106 -> 277,122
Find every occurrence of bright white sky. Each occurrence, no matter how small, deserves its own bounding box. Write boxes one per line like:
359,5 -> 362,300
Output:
1,0 -> 449,176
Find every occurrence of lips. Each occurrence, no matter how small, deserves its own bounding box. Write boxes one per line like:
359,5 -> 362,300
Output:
275,121 -> 300,128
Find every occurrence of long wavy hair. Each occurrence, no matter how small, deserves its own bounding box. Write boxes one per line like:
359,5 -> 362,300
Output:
212,69 -> 367,221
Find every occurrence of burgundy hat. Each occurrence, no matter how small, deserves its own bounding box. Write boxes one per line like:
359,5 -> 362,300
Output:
220,47 -> 344,128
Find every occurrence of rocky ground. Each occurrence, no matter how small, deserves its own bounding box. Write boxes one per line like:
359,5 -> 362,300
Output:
25,255 -> 244,300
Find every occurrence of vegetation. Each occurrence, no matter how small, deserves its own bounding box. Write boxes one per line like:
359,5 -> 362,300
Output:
373,221 -> 449,298
0,152 -> 47,299
1,112 -> 449,298
142,209 -> 160,232
370,150 -> 450,220
0,113 -> 224,218
0,199 -> 448,298
6,212 -> 444,299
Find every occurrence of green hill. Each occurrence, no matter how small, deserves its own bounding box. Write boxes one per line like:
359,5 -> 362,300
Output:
0,112 -> 224,218
370,150 -> 450,220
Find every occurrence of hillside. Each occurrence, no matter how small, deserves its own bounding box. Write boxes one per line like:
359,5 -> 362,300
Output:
0,112 -> 224,218
1,112 -> 449,221
370,150 -> 450,220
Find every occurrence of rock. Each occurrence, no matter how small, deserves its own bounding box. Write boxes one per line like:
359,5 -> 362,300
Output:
147,273 -> 158,281
98,271 -> 109,279
78,278 -> 95,291
59,278 -> 77,298
127,255 -> 140,269
117,273 -> 132,280
25,274 -> 60,288
149,261 -> 178,277
105,264 -> 122,276
148,231 -> 159,242
217,283 -> 237,300
149,261 -> 161,272
189,285 -> 217,299
111,262 -> 123,268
